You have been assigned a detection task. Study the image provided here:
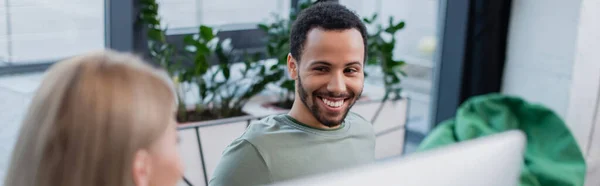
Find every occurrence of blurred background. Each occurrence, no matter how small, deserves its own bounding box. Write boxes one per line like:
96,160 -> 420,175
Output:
0,0 -> 598,185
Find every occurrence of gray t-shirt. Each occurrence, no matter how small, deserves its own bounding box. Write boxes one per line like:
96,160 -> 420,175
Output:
209,112 -> 376,186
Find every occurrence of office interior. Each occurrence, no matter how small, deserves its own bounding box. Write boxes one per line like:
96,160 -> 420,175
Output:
0,0 -> 598,185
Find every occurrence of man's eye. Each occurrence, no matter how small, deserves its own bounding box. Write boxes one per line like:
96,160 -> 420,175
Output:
314,67 -> 328,72
344,68 -> 358,73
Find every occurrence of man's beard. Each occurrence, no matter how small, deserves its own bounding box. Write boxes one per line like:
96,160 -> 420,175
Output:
297,77 -> 361,128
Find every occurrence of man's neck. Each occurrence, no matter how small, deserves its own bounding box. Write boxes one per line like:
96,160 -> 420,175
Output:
288,99 -> 341,130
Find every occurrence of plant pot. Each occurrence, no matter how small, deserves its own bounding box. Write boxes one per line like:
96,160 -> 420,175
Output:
260,100 -> 294,110
177,107 -> 250,124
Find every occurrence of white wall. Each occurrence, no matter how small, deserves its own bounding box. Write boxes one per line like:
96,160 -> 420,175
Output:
502,0 -> 599,185
567,0 -> 600,185
502,0 -> 581,119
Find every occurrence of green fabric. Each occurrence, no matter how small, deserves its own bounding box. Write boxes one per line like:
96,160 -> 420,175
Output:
209,112 -> 375,186
417,94 -> 587,186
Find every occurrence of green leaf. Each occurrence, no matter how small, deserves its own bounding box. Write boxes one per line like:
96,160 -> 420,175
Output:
183,35 -> 196,46
290,14 -> 297,22
197,44 -> 211,54
399,70 -> 407,77
258,24 -> 269,32
210,68 -> 220,82
282,79 -> 295,91
140,8 -> 157,17
147,28 -> 163,41
382,42 -> 394,53
276,37 -> 289,49
367,58 -> 378,66
391,74 -> 400,84
278,54 -> 287,65
384,21 -> 406,34
148,3 -> 159,11
270,64 -> 279,71
242,61 -> 252,75
384,27 -> 396,34
199,25 -> 214,41
394,60 -> 405,66
140,14 -> 160,25
194,53 -> 209,74
269,22 -> 279,30
215,45 -> 229,64
370,14 -> 378,22
260,66 -> 266,75
386,60 -> 399,68
179,71 -> 191,83
221,63 -> 231,80
267,44 -> 275,56
199,81 -> 208,99
211,82 -> 226,92
395,21 -> 406,30
299,2 -> 311,10
253,52 -> 262,61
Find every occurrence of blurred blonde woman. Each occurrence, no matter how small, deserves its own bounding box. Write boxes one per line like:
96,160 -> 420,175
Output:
4,50 -> 183,186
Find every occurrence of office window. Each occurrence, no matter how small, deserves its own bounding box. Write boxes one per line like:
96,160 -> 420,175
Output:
380,0 -> 438,64
158,0 -> 290,30
0,0 -> 105,65
341,0 -> 439,136
341,0 -> 438,67
156,0 -> 198,29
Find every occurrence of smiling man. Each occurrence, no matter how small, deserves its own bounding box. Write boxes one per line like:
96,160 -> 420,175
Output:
209,2 -> 375,186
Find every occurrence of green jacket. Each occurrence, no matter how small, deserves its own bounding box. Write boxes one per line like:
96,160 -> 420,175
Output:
418,94 -> 586,186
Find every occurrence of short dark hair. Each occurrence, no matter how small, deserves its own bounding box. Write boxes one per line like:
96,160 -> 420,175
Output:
290,1 -> 368,62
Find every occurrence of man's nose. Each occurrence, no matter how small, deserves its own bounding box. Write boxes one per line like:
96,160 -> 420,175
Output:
327,73 -> 347,94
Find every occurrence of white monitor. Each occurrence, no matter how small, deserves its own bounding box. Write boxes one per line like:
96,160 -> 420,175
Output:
273,130 -> 526,186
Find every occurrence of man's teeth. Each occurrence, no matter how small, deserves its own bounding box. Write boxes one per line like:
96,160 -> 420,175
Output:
322,98 -> 344,108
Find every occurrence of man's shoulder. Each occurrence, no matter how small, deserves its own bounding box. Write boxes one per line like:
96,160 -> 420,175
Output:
347,111 -> 370,123
345,111 -> 376,136
211,138 -> 272,185
346,111 -> 373,127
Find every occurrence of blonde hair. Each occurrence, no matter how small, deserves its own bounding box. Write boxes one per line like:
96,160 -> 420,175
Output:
4,50 -> 177,186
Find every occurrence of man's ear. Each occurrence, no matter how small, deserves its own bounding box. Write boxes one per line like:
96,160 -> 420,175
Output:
287,53 -> 298,80
132,150 -> 152,186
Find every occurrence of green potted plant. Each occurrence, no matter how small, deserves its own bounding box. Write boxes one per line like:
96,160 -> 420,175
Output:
179,29 -> 283,121
139,0 -> 189,117
139,0 -> 281,123
256,0 -> 313,110
363,14 -> 407,102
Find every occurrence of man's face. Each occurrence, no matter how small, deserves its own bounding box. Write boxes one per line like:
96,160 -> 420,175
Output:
289,28 -> 365,128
